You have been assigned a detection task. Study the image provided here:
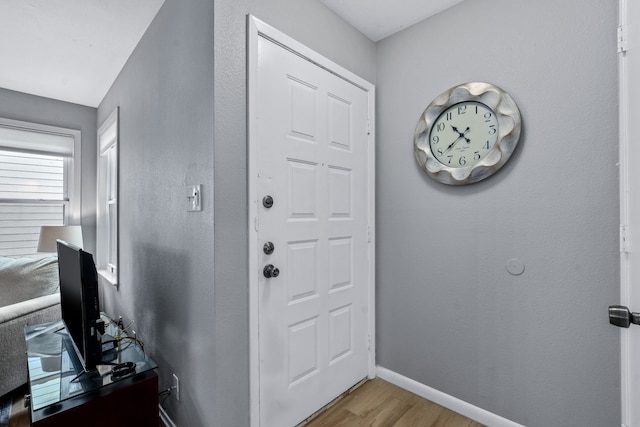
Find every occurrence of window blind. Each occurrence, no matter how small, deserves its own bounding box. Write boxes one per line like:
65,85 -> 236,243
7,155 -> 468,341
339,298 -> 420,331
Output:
0,125 -> 74,157
0,151 -> 64,200
0,150 -> 66,257
0,203 -> 64,257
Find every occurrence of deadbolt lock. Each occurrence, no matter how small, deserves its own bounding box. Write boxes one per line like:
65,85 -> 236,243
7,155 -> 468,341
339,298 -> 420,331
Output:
263,242 -> 275,255
263,195 -> 274,208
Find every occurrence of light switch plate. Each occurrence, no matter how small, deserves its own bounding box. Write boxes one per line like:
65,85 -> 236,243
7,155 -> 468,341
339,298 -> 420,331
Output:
187,184 -> 202,212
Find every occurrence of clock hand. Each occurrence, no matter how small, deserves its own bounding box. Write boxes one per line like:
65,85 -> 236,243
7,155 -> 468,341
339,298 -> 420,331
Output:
463,127 -> 471,143
451,125 -> 471,143
444,136 -> 463,153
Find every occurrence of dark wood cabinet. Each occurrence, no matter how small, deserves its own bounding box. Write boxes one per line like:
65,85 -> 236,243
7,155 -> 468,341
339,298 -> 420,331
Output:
31,370 -> 158,427
25,319 -> 159,426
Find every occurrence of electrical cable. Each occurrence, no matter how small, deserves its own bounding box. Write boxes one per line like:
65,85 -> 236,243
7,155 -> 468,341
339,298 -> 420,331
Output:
159,385 -> 176,408
100,336 -> 145,353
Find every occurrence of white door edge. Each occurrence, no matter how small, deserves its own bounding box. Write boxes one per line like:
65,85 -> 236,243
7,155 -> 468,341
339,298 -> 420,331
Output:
247,14 -> 376,427
619,1 -> 634,425
619,0 -> 630,422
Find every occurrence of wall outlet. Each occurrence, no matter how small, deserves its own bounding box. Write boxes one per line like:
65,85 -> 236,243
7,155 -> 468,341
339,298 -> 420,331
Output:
172,373 -> 180,401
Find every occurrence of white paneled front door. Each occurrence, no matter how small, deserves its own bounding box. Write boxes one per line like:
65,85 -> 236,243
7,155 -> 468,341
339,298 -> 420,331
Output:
248,18 -> 375,427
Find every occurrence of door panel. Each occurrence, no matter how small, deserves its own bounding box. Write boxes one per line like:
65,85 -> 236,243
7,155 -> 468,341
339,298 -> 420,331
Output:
256,35 -> 371,427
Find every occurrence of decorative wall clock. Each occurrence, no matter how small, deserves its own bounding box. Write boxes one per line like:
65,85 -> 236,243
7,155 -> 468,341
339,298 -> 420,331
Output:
413,82 -> 522,185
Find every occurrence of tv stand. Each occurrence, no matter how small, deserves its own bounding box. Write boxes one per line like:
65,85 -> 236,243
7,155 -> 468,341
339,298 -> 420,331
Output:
24,315 -> 159,426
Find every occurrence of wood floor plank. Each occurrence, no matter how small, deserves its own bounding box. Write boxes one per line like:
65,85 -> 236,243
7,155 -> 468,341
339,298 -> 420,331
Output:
9,388 -> 29,427
361,396 -> 411,427
304,407 -> 362,427
432,408 -> 473,427
393,399 -> 446,427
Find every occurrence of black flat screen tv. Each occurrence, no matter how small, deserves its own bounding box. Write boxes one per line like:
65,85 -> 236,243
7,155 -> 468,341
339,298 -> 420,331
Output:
57,240 -> 103,371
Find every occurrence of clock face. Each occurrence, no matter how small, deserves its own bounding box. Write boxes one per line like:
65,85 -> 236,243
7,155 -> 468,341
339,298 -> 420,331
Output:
429,101 -> 499,169
413,82 -> 522,185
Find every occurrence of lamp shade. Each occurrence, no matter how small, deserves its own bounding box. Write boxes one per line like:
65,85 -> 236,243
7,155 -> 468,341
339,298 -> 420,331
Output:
37,226 -> 84,253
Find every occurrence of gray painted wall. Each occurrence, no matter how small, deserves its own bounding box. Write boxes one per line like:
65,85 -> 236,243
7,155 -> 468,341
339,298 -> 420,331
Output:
0,88 -> 97,252
97,0 -> 374,425
375,1 -> 620,426
97,0 -> 215,425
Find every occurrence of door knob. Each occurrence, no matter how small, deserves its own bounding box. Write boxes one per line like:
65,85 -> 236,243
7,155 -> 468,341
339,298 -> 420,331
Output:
263,264 -> 280,278
609,305 -> 640,328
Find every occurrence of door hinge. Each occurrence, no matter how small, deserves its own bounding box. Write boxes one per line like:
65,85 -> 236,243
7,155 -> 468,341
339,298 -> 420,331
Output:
618,25 -> 628,54
621,225 -> 630,253
367,226 -> 372,243
366,118 -> 371,136
254,216 -> 259,232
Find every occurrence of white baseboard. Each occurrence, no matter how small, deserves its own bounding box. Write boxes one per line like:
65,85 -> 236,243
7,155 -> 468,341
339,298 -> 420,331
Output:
376,366 -> 525,427
159,405 -> 177,427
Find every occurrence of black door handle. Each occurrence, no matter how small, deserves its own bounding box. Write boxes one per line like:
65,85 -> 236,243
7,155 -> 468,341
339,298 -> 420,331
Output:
263,264 -> 280,278
609,305 -> 640,328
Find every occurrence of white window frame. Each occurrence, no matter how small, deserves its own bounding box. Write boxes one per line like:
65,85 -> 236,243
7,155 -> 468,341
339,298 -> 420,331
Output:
0,117 -> 81,257
97,108 -> 119,286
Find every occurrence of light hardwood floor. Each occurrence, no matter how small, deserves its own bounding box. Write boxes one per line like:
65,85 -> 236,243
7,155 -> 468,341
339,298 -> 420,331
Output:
299,378 -> 484,427
7,385 -> 29,427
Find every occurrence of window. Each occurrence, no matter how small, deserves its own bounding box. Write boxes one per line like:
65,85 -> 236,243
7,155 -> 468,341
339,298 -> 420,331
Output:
97,108 -> 118,285
0,118 -> 81,257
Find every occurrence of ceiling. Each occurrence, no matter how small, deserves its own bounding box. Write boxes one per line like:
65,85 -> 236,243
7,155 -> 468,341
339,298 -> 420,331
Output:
0,0 -> 461,108
0,0 -> 164,107
319,0 -> 464,42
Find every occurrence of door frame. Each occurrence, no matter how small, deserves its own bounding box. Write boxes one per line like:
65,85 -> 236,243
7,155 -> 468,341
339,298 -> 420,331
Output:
619,1 -> 639,426
247,15 -> 376,427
